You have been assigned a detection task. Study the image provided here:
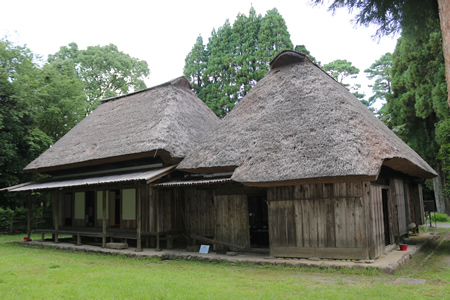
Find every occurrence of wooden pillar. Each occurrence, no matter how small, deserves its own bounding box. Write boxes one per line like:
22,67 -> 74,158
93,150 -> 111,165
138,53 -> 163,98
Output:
102,190 -> 107,248
53,191 -> 59,243
27,193 -> 32,239
135,185 -> 143,252
155,189 -> 161,251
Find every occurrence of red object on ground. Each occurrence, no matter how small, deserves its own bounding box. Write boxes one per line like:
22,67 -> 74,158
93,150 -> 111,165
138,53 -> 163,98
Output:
23,237 -> 29,242
399,244 -> 407,251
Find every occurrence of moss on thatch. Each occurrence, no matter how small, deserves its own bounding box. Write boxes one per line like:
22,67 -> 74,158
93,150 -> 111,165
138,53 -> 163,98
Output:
25,77 -> 220,173
178,51 -> 436,185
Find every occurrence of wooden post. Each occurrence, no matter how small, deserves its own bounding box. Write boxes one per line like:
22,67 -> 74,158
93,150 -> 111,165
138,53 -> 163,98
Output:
102,190 -> 107,248
155,189 -> 161,251
53,192 -> 59,243
27,193 -> 32,239
135,186 -> 143,252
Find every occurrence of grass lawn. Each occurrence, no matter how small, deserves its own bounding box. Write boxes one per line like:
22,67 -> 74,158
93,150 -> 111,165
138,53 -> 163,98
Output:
0,228 -> 449,299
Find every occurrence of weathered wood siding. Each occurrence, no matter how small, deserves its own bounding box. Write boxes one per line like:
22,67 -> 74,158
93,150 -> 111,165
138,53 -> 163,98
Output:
184,189 -> 214,237
214,194 -> 250,250
267,182 -> 371,259
142,186 -> 156,233
367,185 -> 385,259
412,184 -> 425,225
154,189 -> 184,232
390,178 -> 408,237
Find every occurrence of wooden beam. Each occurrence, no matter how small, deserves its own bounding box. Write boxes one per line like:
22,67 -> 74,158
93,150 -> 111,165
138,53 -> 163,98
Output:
102,190 -> 107,248
27,193 -> 32,239
135,185 -> 143,252
190,234 -> 246,250
155,190 -> 161,251
53,191 -> 59,243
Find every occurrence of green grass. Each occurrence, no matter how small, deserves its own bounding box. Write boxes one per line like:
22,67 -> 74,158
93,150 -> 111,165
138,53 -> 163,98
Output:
0,231 -> 449,299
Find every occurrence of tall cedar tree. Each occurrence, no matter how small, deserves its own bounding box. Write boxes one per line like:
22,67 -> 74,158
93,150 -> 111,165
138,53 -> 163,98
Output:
184,7 -> 293,117
310,1 -> 450,110
387,23 -> 450,213
183,35 -> 208,100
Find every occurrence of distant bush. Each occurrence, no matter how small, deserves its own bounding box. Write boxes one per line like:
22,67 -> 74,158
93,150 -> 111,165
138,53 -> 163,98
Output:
430,212 -> 450,222
0,206 -> 52,233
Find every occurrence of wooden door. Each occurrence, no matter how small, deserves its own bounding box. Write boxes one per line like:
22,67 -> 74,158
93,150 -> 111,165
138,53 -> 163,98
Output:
214,195 -> 250,250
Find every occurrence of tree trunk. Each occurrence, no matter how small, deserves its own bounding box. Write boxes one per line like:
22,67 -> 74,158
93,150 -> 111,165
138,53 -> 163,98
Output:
438,0 -> 450,106
433,163 -> 450,214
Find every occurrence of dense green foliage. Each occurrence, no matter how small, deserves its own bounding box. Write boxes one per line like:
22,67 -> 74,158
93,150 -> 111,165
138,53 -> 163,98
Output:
184,7 -> 294,117
0,39 -> 87,207
0,205 -> 51,232
429,212 -> 450,222
387,28 -> 448,164
378,20 -> 450,213
311,0 -> 440,39
49,43 -> 150,113
0,39 -> 149,208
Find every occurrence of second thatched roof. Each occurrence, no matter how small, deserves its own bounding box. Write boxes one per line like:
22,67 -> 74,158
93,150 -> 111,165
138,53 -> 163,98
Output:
25,77 -> 220,173
178,51 -> 437,186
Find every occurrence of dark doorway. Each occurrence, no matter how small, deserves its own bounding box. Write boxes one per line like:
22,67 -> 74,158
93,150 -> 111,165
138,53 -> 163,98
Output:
111,190 -> 121,227
248,195 -> 269,247
85,191 -> 95,227
64,193 -> 73,226
382,189 -> 391,246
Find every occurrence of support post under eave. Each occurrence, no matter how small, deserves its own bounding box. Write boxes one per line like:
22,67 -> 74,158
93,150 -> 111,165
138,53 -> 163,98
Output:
27,193 -> 32,239
135,185 -> 143,252
53,191 -> 59,243
102,190 -> 107,248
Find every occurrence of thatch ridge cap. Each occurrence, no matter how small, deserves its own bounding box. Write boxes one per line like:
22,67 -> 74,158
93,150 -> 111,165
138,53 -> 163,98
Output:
100,76 -> 191,104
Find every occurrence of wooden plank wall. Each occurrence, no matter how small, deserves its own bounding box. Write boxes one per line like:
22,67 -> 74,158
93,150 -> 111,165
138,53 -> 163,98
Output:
412,184 -> 425,225
142,186 -> 156,233
267,182 -> 370,259
184,188 -> 215,237
154,188 -> 184,232
367,185 -> 385,259
214,195 -> 250,250
390,178 -> 407,236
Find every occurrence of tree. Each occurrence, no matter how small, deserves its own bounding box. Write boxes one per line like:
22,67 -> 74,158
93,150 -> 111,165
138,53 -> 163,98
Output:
256,8 -> 294,71
310,1 -> 450,108
323,59 -> 359,85
202,21 -> 235,117
387,28 -> 450,214
184,6 -> 295,117
48,43 -> 150,113
183,35 -> 208,100
233,7 -> 263,100
0,39 -> 86,207
294,45 -> 320,66
364,52 -> 393,108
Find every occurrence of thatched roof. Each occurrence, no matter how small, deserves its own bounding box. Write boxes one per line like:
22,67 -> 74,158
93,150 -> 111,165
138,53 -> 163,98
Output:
178,51 -> 437,186
25,77 -> 220,173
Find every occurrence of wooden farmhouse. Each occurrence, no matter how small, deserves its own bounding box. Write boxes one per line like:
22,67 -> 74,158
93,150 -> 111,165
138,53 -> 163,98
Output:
175,50 -> 437,260
3,77 -> 220,250
3,51 -> 437,260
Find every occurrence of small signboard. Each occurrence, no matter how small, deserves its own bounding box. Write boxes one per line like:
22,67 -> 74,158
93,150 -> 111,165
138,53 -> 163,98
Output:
423,200 -> 436,212
199,245 -> 210,254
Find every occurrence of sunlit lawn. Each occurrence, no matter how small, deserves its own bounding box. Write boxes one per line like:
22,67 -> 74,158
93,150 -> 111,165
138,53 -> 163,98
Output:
0,230 -> 449,299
